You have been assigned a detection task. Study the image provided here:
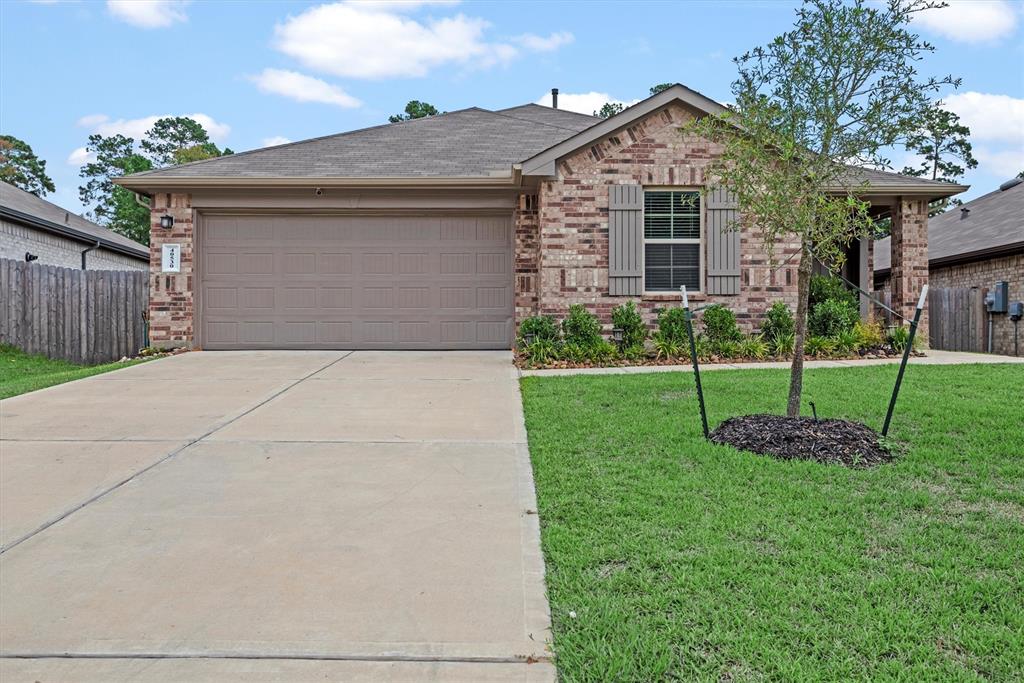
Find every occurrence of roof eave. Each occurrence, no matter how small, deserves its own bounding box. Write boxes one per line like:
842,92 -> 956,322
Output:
827,183 -> 970,199
0,205 -> 148,260
114,171 -> 524,192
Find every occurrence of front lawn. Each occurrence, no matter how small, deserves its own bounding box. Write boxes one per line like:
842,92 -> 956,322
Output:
0,344 -> 147,400
521,364 -> 1023,681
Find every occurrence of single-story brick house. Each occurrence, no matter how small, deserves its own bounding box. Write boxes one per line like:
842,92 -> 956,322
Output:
875,178 -> 1023,355
0,181 -> 148,271
116,85 -> 965,351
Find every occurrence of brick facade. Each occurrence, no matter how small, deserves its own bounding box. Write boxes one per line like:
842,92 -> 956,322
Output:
0,218 -> 146,271
515,102 -> 804,333
931,252 -> 1023,356
148,193 -> 195,348
889,198 -> 930,338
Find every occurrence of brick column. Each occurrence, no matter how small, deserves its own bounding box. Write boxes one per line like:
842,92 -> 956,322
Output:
148,192 -> 195,349
513,192 -> 540,326
890,197 -> 928,339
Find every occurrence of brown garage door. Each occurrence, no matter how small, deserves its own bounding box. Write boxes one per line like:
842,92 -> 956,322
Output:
199,213 -> 513,350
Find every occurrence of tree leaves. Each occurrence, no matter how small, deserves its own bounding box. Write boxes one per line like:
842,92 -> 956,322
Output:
0,135 -> 56,197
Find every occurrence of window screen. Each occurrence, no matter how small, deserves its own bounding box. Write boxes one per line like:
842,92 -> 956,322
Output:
644,191 -> 701,292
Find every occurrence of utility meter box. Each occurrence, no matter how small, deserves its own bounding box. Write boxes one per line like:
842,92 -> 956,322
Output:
1010,301 -> 1023,321
986,281 -> 1009,313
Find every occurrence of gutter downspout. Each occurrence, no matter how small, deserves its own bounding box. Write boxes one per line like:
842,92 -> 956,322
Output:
132,191 -> 153,209
81,240 -> 101,270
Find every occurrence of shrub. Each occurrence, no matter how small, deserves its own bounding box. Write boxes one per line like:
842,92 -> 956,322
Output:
809,298 -> 859,337
770,331 -> 795,357
524,339 -> 558,366
833,329 -> 860,355
621,344 -> 646,362
739,334 -> 769,360
710,338 -> 741,359
561,304 -> 602,348
611,301 -> 647,349
518,315 -> 559,345
702,304 -> 743,342
887,325 -> 910,353
653,335 -> 683,360
805,335 -> 837,357
761,301 -> 795,341
656,307 -> 689,345
853,320 -> 885,349
810,274 -> 858,310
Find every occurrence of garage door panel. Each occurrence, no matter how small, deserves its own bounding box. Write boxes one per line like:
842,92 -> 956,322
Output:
200,214 -> 512,349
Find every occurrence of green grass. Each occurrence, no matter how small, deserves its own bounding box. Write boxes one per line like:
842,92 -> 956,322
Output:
521,364 -> 1024,682
0,344 -> 148,400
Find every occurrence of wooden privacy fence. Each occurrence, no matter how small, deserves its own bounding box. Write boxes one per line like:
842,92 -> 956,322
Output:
0,258 -> 148,364
928,286 -> 987,352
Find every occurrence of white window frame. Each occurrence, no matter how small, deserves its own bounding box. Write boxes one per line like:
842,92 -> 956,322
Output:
642,187 -> 704,295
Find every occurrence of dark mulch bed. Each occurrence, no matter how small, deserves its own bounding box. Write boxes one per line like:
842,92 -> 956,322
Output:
710,414 -> 893,468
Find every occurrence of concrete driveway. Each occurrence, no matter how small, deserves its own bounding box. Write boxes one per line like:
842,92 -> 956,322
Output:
0,351 -> 553,682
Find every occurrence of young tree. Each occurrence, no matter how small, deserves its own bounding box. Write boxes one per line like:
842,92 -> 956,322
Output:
688,0 -> 956,417
388,100 -> 441,123
901,103 -> 977,215
0,134 -> 56,196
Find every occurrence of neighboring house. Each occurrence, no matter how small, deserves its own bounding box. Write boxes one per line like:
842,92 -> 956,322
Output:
875,178 -> 1023,356
0,181 -> 148,271
116,84 -> 964,351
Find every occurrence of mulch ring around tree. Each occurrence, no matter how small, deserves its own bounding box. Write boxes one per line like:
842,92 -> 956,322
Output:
710,414 -> 893,468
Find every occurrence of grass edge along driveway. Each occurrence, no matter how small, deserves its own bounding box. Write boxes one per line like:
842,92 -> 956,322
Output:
0,344 -> 148,400
521,363 -> 1023,682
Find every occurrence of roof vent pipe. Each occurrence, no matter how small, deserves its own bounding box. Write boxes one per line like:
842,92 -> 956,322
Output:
551,88 -> 558,109
960,207 -> 970,220
999,177 -> 1022,191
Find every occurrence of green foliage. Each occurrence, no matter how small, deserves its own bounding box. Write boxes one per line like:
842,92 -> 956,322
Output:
622,344 -> 646,362
805,335 -> 837,357
710,338 -> 741,359
389,100 -> 441,123
561,304 -> 603,349
761,301 -> 796,341
702,304 -> 743,342
809,298 -> 860,337
656,307 -> 689,345
611,301 -> 647,349
518,315 -> 560,345
810,275 -> 857,310
833,329 -> 861,355
77,116 -> 231,243
853,320 -> 885,349
770,331 -> 795,357
649,83 -> 673,95
0,134 -> 55,196
594,102 -> 625,119
887,325 -> 911,353
652,334 -> 684,360
523,339 -> 559,366
685,0 -> 956,414
901,103 -> 977,216
739,334 -> 769,360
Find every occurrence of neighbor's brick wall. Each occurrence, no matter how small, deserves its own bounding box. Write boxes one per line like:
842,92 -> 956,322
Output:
515,102 -> 802,333
148,192 -> 194,348
0,218 -> 146,271
931,252 -> 1023,356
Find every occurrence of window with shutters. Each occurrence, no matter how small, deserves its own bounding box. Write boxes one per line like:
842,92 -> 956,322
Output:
643,189 -> 702,292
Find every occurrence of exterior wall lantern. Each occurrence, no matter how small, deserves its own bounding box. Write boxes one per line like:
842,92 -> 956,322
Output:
24,252 -> 39,262
160,214 -> 175,229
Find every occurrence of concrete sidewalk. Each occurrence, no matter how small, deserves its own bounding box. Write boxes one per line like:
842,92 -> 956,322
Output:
0,351 -> 553,681
519,349 -> 1024,377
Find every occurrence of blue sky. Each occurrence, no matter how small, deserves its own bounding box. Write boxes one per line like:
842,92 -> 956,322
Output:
2,0 -> 1022,215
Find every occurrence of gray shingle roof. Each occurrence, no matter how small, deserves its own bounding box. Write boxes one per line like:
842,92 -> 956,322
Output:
124,106 -> 592,180
495,104 -> 600,131
0,181 -> 148,258
838,166 -> 967,192
874,180 -> 1024,271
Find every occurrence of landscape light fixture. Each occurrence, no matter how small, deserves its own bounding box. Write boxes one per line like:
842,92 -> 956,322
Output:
523,332 -> 537,346
160,215 -> 174,229
612,327 -> 624,348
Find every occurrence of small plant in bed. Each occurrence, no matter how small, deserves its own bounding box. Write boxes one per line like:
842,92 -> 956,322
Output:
710,414 -> 892,468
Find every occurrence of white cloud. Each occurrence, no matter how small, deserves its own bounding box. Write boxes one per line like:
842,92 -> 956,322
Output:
77,113 -> 231,142
514,31 -> 574,52
973,146 -> 1024,179
261,136 -> 292,147
913,0 -> 1018,44
273,1 -> 570,79
107,0 -> 188,29
248,68 -> 362,108
943,92 -> 1024,144
66,146 -> 96,166
534,91 -> 641,117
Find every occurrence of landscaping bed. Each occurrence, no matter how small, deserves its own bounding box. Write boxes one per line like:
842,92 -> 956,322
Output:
520,364 -> 1024,681
710,414 -> 893,467
0,344 -> 172,400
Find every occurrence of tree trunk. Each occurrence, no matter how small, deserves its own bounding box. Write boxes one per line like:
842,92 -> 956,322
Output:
786,240 -> 814,417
